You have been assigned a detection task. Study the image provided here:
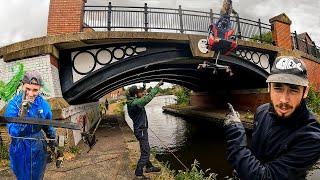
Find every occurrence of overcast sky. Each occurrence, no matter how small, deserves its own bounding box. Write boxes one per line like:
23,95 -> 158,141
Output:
0,0 -> 319,47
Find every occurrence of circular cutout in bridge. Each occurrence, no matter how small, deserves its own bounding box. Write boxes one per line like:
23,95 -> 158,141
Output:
112,47 -> 125,60
73,51 -> 96,75
96,49 -> 112,65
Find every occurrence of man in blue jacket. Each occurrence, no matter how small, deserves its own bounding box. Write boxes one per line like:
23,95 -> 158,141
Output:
225,56 -> 320,179
127,81 -> 163,179
5,71 -> 56,180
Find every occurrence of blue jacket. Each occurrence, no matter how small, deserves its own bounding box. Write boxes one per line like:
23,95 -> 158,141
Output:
5,93 -> 56,180
225,101 -> 320,180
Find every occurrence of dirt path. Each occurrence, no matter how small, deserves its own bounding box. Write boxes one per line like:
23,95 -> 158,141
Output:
44,116 -> 135,180
0,115 -> 172,180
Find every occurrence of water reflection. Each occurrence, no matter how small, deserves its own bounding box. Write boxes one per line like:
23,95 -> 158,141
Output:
124,95 -> 188,153
124,95 -> 233,178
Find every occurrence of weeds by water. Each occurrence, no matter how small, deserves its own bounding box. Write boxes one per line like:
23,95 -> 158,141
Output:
175,159 -> 217,180
154,159 -> 217,180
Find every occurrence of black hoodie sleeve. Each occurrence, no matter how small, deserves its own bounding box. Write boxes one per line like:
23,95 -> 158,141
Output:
225,121 -> 320,180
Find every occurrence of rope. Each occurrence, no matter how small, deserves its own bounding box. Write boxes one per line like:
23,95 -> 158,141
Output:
148,127 -> 189,171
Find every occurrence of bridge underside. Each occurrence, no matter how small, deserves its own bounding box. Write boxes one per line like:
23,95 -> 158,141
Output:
59,41 -> 269,104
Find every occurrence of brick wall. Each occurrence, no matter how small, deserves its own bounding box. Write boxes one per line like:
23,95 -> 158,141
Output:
47,0 -> 86,35
271,22 -> 292,50
269,13 -> 293,50
191,90 -> 270,112
303,58 -> 320,90
0,55 -> 63,109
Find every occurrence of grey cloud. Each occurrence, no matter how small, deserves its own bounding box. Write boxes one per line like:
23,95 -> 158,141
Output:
0,0 -> 50,47
0,0 -> 319,47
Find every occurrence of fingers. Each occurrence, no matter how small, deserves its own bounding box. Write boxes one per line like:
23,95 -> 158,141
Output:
227,103 -> 236,114
157,80 -> 164,86
236,111 -> 240,118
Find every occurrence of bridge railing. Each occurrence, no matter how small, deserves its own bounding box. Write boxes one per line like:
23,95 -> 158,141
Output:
83,2 -> 272,44
291,31 -> 320,59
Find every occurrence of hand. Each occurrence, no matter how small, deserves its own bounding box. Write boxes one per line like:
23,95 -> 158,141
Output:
224,103 -> 241,126
156,80 -> 164,87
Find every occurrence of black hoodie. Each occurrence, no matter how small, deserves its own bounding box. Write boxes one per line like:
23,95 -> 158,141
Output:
225,100 -> 320,180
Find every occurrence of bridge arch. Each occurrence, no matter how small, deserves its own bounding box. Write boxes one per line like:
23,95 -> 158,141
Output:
58,39 -> 271,104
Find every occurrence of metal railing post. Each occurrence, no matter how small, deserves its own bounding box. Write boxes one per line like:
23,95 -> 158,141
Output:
294,31 -> 299,50
144,3 -> 148,32
312,41 -> 317,57
258,18 -> 262,42
107,2 -> 112,31
236,15 -> 242,39
178,5 -> 184,33
209,9 -> 214,24
305,36 -> 309,54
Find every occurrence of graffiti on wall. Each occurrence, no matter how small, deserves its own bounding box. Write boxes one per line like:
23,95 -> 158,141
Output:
70,103 -> 101,145
0,63 -> 25,102
0,63 -> 52,106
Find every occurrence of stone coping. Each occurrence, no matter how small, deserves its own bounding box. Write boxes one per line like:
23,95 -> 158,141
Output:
0,31 -> 285,62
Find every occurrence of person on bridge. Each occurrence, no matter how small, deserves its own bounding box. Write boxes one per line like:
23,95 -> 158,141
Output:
127,81 -> 164,179
4,71 -> 57,180
224,56 -> 320,179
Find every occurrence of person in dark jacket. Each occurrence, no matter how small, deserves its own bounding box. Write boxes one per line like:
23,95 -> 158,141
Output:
224,56 -> 320,180
127,80 -> 163,179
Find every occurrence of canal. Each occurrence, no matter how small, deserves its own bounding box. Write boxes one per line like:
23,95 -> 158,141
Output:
124,95 -> 234,179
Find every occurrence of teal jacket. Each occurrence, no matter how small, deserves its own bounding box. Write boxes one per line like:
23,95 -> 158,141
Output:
126,87 -> 159,131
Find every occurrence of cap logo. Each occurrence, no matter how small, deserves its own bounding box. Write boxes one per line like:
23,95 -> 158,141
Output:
275,58 -> 303,72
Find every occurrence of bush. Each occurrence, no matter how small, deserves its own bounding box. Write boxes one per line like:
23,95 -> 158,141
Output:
113,101 -> 126,117
174,87 -> 191,106
175,160 -> 217,180
306,86 -> 320,115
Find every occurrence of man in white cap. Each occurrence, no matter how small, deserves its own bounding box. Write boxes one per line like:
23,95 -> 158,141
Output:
224,56 -> 320,179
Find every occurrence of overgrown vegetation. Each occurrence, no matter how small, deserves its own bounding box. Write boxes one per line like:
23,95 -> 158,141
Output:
69,146 -> 80,154
306,86 -> 320,116
158,87 -> 175,96
113,101 -> 126,117
0,143 -> 9,160
175,160 -> 217,180
153,160 -> 217,180
251,31 -> 273,44
174,86 -> 191,106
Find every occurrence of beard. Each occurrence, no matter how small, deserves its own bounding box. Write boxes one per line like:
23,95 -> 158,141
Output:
271,102 -> 294,119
